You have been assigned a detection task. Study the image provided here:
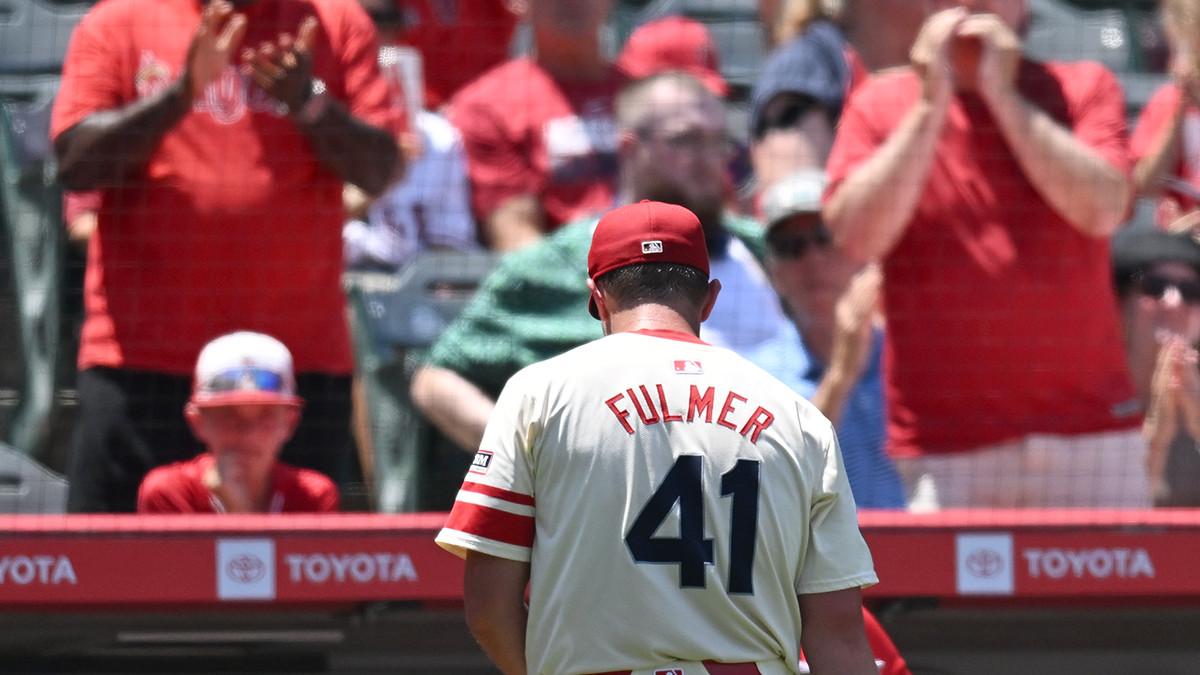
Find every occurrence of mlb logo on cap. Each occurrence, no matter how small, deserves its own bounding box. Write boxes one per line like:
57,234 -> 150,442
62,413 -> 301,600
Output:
588,201 -> 709,280
587,201 -> 710,318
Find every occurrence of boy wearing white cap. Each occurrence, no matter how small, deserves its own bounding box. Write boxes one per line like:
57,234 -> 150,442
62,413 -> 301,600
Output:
137,332 -> 339,514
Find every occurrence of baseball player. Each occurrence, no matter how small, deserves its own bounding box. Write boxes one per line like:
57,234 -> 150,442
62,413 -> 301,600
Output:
436,201 -> 879,675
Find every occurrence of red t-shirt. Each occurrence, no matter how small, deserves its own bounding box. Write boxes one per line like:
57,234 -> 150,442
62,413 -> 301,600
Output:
449,58 -> 625,232
137,453 -> 340,513
51,0 -> 405,374
389,0 -> 518,110
826,61 -> 1140,457
1130,83 -> 1198,225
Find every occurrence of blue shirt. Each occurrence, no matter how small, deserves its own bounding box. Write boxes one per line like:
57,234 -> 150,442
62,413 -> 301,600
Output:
745,323 -> 905,509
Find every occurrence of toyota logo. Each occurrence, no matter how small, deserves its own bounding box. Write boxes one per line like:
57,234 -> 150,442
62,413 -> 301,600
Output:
965,549 -> 1004,578
226,554 -> 267,583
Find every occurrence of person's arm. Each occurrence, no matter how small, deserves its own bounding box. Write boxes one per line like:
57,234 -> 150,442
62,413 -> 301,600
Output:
240,17 -> 400,196
1138,46 -> 1200,198
810,265 -> 880,426
54,1 -> 247,190
798,587 -> 878,675
968,14 -> 1131,238
462,551 -> 530,675
410,364 -> 495,453
824,10 -> 962,263
485,194 -> 546,251
1143,336 -> 1185,502
1132,93 -> 1187,198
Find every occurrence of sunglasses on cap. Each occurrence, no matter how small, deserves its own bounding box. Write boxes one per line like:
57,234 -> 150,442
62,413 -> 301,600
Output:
205,367 -> 286,394
767,225 -> 833,259
1138,274 -> 1200,305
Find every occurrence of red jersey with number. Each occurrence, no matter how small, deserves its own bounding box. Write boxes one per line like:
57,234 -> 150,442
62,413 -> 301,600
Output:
826,61 -> 1140,457
448,58 -> 625,232
51,0 -> 405,374
137,453 -> 339,513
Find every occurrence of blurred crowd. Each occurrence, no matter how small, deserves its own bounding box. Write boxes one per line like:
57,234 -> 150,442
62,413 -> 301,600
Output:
13,0 -> 1200,515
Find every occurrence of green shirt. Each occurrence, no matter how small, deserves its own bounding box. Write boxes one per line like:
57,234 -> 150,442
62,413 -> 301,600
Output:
426,213 -> 767,399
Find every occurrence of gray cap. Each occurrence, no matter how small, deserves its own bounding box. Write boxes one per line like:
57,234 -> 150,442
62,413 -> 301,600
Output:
1112,227 -> 1200,294
761,169 -> 827,232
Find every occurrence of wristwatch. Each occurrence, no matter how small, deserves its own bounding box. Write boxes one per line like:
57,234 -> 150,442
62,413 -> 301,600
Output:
293,78 -> 329,124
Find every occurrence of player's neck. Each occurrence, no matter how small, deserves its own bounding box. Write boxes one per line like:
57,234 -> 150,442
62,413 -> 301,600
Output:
607,305 -> 701,338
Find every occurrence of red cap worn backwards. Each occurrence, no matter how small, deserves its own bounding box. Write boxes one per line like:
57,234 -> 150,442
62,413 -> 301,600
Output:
587,200 -> 710,318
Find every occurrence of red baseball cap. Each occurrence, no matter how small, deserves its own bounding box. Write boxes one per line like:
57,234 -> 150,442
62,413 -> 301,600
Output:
587,200 -> 710,318
617,15 -> 729,97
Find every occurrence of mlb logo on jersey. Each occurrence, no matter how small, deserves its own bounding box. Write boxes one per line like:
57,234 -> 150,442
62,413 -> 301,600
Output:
673,359 -> 703,374
653,670 -> 684,675
642,240 -> 664,254
469,450 -> 493,475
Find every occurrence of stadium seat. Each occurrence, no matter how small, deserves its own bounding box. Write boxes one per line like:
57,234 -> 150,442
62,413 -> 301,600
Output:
0,85 -> 65,466
0,441 -> 67,513
0,0 -> 85,472
345,251 -> 497,513
0,0 -> 89,75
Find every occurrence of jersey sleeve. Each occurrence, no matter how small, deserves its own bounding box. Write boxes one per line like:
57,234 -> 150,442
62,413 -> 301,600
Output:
435,369 -> 539,562
136,466 -> 191,514
448,79 -> 542,224
822,77 -> 894,203
293,468 -> 341,513
1130,83 -> 1179,160
50,4 -> 128,140
1066,62 -> 1132,176
795,417 -> 878,595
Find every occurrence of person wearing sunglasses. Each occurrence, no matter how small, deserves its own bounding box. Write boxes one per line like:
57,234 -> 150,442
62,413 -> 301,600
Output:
1114,228 -> 1200,507
745,169 -> 906,510
137,332 -> 339,514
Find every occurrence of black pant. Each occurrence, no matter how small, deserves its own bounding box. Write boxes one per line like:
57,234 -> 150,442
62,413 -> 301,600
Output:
67,367 -> 356,513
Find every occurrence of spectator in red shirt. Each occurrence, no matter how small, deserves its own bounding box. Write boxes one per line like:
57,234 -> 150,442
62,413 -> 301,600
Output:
51,0 -> 404,512
138,332 -> 339,514
1131,0 -> 1200,230
824,0 -> 1146,508
365,0 -> 525,111
449,0 -> 624,251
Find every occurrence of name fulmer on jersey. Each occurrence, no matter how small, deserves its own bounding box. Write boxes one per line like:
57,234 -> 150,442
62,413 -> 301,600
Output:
604,383 -> 776,443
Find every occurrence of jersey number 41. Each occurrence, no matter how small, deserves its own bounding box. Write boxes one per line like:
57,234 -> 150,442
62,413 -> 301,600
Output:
625,455 -> 760,594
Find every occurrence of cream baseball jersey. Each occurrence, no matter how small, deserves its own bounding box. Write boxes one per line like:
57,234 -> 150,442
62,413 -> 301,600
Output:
436,329 -> 877,675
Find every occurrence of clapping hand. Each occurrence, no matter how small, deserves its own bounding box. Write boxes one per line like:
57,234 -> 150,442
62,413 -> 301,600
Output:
957,12 -> 1021,102
910,7 -> 964,106
183,1 -> 247,99
830,264 -> 882,387
1144,334 -> 1200,497
241,16 -> 319,112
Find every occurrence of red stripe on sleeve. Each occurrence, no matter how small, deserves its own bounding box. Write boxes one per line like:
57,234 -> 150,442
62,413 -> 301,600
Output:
460,481 -> 536,507
445,501 -> 535,549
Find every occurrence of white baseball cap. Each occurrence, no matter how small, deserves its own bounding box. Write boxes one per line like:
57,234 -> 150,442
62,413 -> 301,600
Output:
761,169 -> 827,233
190,331 -> 303,408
